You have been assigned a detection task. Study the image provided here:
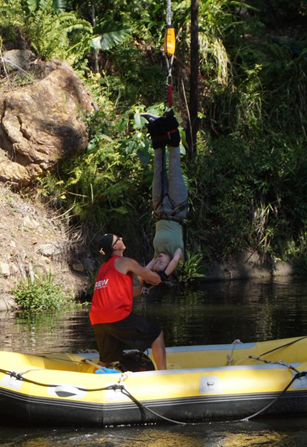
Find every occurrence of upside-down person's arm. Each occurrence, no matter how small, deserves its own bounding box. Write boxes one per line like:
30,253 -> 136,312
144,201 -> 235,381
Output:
145,258 -> 155,270
165,248 -> 183,276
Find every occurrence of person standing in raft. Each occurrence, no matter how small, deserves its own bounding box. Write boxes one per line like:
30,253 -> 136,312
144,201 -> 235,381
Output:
142,109 -> 188,281
89,233 -> 167,370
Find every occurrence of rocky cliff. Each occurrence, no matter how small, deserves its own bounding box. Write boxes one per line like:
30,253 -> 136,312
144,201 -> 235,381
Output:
0,183 -> 89,311
0,53 -> 95,310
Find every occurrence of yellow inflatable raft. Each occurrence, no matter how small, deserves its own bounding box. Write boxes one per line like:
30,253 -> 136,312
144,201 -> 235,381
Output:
1,336 -> 307,427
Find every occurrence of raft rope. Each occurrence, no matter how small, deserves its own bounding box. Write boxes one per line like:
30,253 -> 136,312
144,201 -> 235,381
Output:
236,350 -> 307,422
248,356 -> 302,372
228,336 -> 307,422
227,339 -> 243,366
0,366 -> 187,426
78,334 -> 307,425
120,385 -> 187,426
229,335 -> 307,366
4,361 -> 307,425
3,362 -> 307,425
239,369 -> 307,422
257,335 -> 307,358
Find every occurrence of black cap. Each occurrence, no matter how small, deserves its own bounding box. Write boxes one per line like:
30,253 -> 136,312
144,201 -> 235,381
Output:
99,233 -> 114,258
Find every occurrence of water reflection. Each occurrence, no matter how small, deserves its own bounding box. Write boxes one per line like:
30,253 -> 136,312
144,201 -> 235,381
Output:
1,277 -> 307,354
135,277 -> 307,347
1,277 -> 307,446
0,309 -> 94,354
1,419 -> 307,447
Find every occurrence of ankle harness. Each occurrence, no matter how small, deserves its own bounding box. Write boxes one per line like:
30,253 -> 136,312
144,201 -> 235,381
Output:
150,128 -> 178,143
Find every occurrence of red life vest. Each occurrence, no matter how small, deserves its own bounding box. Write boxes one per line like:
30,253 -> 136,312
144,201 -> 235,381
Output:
89,256 -> 133,324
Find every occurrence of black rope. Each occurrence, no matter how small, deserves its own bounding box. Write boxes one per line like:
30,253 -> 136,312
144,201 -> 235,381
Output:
3,365 -> 307,425
258,336 -> 307,358
239,370 -> 307,422
248,356 -> 300,373
120,386 -> 187,426
0,368 -> 122,392
1,366 -> 187,426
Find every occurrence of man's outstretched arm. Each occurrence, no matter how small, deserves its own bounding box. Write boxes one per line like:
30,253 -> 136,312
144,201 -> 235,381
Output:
115,257 -> 161,285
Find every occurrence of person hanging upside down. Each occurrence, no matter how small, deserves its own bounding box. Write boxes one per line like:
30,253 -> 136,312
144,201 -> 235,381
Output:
142,110 -> 188,281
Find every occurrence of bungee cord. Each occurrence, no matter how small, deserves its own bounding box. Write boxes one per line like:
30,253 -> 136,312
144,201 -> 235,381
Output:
166,0 -> 172,26
163,0 -> 176,108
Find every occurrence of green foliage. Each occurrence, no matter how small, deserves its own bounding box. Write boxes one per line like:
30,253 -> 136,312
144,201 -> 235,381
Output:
0,0 -> 92,69
13,273 -> 72,311
26,0 -> 49,13
24,2 -> 92,64
195,0 -> 307,141
0,0 -> 131,73
101,43 -> 165,106
91,22 -> 131,51
38,105 -> 155,259
0,0 -> 24,28
53,0 -> 67,12
187,138 -> 252,257
187,132 -> 307,263
176,252 -> 206,285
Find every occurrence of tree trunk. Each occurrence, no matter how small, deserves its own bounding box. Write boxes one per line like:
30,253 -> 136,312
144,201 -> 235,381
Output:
186,0 -> 199,157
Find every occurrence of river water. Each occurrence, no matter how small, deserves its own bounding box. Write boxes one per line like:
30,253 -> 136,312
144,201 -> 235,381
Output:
1,277 -> 307,446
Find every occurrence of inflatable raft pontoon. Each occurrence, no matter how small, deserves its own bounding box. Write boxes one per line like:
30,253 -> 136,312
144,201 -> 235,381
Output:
1,335 -> 307,427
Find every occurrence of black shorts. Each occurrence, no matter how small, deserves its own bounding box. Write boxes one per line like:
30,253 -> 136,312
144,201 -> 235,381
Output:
93,313 -> 161,363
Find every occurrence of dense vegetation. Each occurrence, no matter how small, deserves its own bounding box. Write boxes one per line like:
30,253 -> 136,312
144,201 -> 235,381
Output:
1,0 -> 307,277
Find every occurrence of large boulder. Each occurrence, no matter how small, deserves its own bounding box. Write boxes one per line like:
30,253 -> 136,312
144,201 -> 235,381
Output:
0,59 -> 95,186
2,49 -> 35,72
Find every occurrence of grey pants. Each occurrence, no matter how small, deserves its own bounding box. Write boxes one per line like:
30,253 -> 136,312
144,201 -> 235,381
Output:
153,146 -> 188,220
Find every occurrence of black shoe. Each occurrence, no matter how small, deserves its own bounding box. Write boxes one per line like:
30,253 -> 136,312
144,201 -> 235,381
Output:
141,109 -> 174,123
142,110 -> 180,149
140,112 -> 159,123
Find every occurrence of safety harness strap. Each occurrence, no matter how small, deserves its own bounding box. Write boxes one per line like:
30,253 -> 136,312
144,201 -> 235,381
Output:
150,127 -> 178,143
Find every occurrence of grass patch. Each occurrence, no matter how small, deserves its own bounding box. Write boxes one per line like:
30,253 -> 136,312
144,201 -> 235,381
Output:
13,272 -> 82,311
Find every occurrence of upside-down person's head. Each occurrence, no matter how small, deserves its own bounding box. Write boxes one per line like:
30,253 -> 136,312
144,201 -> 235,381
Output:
152,253 -> 171,272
